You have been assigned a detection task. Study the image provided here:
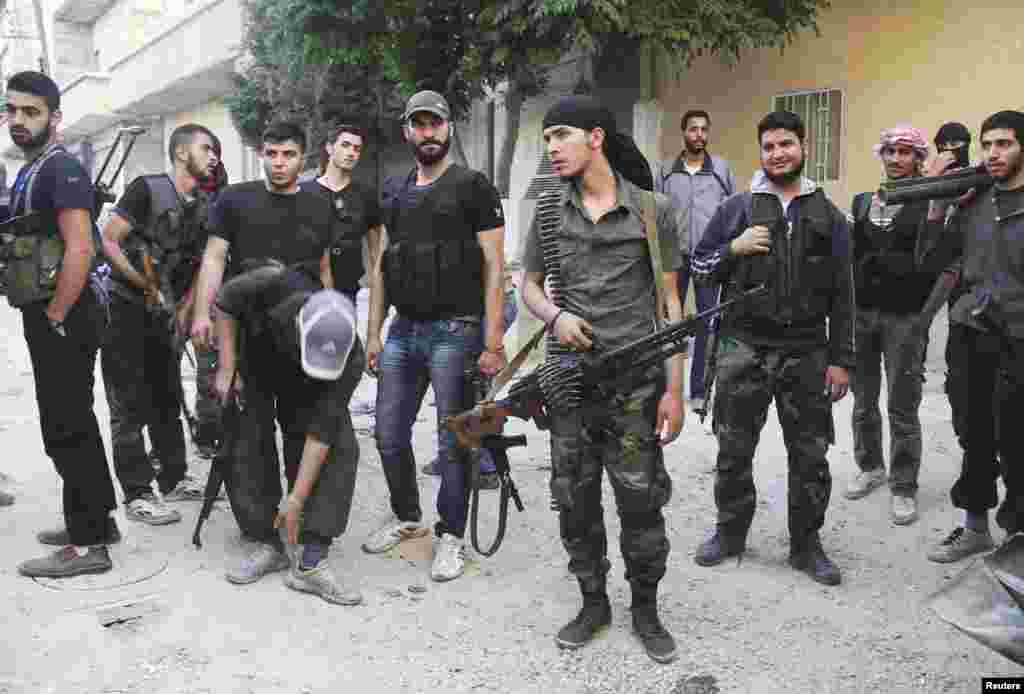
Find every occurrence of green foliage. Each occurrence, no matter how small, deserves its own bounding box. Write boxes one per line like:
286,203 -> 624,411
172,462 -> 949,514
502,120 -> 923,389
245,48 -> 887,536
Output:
229,0 -> 830,173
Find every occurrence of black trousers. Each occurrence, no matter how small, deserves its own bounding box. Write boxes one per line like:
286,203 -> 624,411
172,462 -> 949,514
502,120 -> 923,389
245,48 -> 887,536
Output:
21,291 -> 116,545
947,323 -> 1024,532
225,336 -> 363,545
100,295 -> 187,501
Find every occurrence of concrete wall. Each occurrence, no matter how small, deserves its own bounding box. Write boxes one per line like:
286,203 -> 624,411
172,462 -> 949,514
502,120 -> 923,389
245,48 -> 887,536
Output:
52,19 -> 96,86
655,0 -> 1024,211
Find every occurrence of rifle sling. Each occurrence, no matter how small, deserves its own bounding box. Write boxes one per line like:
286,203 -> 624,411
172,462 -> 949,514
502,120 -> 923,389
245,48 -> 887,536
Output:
642,192 -> 667,329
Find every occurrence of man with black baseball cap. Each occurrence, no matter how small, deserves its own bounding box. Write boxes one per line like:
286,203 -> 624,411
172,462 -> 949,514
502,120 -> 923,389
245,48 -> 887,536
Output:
363,90 -> 507,583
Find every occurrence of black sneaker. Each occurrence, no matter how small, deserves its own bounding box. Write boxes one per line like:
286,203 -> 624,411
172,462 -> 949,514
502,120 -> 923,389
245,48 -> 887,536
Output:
37,518 -> 121,546
789,534 -> 841,586
694,529 -> 746,566
555,598 -> 612,650
632,606 -> 678,663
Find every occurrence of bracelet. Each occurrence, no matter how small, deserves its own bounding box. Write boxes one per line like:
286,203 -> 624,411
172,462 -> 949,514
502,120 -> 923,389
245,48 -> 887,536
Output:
547,309 -> 565,332
485,346 -> 505,355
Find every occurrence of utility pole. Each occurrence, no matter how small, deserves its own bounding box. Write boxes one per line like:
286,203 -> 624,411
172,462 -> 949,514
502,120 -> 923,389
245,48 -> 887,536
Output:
30,0 -> 50,74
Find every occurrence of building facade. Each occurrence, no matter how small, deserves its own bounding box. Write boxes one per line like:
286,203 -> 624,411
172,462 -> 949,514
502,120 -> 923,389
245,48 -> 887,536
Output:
1,0 -> 260,201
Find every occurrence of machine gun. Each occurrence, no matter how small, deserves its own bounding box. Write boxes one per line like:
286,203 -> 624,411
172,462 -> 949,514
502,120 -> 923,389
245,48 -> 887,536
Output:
444,285 -> 767,451
878,164 -> 992,205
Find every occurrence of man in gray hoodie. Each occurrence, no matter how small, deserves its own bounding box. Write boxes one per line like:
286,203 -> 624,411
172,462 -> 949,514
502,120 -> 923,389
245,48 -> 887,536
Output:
656,110 -> 735,417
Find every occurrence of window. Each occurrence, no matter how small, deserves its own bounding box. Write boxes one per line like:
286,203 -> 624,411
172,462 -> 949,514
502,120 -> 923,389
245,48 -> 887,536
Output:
772,89 -> 843,182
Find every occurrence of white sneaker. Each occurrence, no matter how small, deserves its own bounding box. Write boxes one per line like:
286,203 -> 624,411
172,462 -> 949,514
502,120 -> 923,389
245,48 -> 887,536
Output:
126,494 -> 182,525
431,533 -> 466,582
361,517 -> 427,554
702,415 -> 715,436
163,474 -> 206,502
843,468 -> 887,500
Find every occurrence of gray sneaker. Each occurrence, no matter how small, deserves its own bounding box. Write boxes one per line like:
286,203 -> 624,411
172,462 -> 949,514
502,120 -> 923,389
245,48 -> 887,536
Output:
284,561 -> 363,605
927,527 -> 995,563
126,495 -> 182,525
844,468 -> 887,500
0,489 -> 14,506
38,519 -> 121,546
225,543 -> 290,584
361,518 -> 427,554
891,495 -> 919,526
18,546 -> 112,578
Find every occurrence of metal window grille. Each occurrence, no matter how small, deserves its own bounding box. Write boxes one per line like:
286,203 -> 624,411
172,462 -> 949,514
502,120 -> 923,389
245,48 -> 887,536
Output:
772,89 -> 843,182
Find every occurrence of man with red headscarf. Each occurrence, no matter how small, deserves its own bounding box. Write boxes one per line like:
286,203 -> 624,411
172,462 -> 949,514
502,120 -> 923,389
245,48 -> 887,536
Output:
843,125 -> 944,526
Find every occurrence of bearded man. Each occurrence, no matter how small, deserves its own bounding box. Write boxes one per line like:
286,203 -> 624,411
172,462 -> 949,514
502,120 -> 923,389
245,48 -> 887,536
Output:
690,110 -> 856,586
361,91 -> 507,583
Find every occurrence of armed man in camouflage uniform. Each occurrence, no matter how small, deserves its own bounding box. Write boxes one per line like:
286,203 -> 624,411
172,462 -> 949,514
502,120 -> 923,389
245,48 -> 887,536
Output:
690,110 -> 855,586
521,96 -> 685,663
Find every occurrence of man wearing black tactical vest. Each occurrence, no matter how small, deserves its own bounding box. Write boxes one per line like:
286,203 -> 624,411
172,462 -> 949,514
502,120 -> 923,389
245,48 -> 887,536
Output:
843,126 -> 941,527
5,71 -> 118,578
691,111 -> 855,587
363,91 -> 507,583
299,124 -> 383,306
99,123 -> 219,527
190,121 -> 335,585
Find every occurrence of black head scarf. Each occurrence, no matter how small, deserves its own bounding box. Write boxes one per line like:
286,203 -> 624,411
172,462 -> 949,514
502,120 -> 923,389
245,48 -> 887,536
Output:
542,96 -> 654,191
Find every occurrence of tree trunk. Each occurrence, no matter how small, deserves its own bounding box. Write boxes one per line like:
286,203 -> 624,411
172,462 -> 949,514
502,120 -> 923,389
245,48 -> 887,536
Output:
495,80 -> 524,199
450,127 -> 470,168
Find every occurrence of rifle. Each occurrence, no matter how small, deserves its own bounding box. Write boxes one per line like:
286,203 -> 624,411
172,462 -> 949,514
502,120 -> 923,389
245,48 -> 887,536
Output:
192,371 -> 243,549
93,125 -> 148,219
695,307 -> 722,426
444,284 -> 767,451
459,365 -> 527,557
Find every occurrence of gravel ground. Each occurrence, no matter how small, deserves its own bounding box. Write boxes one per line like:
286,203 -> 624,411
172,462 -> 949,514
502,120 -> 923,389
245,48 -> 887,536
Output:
0,297 -> 1021,693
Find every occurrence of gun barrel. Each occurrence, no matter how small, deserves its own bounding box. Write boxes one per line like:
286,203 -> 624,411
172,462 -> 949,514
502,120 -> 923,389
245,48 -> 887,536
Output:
879,166 -> 992,205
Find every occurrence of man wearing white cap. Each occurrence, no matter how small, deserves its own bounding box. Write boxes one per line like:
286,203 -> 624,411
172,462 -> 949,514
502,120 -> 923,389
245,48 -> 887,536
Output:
216,261 -> 365,604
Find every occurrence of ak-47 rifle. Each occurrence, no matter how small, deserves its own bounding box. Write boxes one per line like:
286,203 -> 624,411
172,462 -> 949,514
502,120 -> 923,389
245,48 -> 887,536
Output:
192,370 -> 242,549
445,284 -> 767,451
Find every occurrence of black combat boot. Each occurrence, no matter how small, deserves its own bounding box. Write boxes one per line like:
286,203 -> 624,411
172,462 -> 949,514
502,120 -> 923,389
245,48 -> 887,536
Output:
789,532 -> 841,586
630,583 -> 678,663
694,527 -> 746,566
556,585 -> 612,651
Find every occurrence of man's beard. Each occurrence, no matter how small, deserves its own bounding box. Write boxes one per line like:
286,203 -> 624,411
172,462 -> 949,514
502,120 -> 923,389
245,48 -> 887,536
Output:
413,138 -> 450,166
993,153 -> 1023,184
764,157 -> 805,187
685,141 -> 706,156
187,154 -> 210,180
12,122 -> 52,152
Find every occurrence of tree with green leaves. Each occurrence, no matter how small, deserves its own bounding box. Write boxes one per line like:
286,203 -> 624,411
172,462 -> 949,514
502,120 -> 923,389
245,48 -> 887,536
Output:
302,0 -> 829,194
232,0 -> 829,187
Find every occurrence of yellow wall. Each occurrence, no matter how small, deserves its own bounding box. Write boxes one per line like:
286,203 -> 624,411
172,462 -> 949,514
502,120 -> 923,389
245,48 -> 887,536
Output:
167,100 -> 260,183
656,0 -> 1024,211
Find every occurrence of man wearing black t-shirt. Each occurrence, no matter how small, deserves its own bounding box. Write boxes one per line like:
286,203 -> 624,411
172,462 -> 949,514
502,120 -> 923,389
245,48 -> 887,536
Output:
299,124 -> 383,305
99,123 -> 219,526
5,71 -> 117,578
191,121 -> 334,585
363,91 -> 506,583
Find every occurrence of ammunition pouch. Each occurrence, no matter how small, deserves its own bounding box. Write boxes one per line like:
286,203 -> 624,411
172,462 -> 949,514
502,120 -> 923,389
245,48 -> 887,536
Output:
2,214 -> 64,307
383,238 -> 484,319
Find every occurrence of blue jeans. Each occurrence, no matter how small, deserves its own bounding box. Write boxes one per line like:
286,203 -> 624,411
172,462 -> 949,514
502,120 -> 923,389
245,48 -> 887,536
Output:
679,263 -> 720,401
376,316 -> 482,538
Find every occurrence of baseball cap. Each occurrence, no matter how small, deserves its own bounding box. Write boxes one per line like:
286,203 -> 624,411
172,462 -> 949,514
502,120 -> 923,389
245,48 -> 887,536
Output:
297,289 -> 357,380
402,90 -> 451,123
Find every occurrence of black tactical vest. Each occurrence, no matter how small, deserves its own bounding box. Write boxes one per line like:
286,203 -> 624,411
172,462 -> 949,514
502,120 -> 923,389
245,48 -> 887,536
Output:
725,189 -> 837,331
115,175 -> 210,303
2,145 -> 68,307
851,193 -> 933,313
382,165 -> 485,320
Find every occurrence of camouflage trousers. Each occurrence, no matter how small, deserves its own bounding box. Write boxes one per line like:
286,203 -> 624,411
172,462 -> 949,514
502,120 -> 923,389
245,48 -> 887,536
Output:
549,382 -> 672,594
851,308 -> 924,496
712,338 -> 834,546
